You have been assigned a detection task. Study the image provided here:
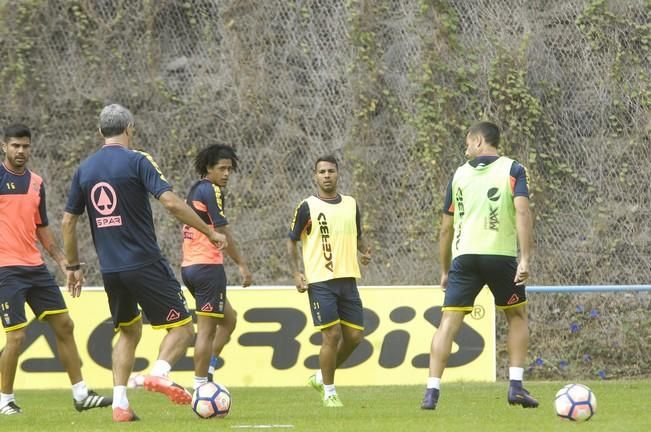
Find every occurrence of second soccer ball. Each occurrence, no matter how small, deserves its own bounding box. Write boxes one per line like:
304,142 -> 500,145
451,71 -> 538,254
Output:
554,383 -> 597,422
191,382 -> 232,419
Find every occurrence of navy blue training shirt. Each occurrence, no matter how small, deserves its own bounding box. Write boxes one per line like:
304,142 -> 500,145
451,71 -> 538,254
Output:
185,179 -> 229,228
64,144 -> 172,273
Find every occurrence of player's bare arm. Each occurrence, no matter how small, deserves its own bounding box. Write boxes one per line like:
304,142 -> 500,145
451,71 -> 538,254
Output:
61,212 -> 84,297
438,213 -> 454,291
159,190 -> 228,249
514,196 -> 532,286
357,237 -> 372,266
36,225 -> 67,273
287,239 -> 307,293
216,224 -> 252,287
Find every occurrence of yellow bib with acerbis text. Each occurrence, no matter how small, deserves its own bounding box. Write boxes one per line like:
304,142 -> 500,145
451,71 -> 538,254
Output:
301,195 -> 361,284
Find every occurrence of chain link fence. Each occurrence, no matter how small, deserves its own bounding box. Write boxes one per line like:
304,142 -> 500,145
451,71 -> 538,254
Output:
0,0 -> 649,290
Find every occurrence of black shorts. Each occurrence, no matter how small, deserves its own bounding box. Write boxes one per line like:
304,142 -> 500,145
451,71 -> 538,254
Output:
443,254 -> 527,311
102,259 -> 191,329
182,264 -> 226,318
0,265 -> 68,332
307,277 -> 364,330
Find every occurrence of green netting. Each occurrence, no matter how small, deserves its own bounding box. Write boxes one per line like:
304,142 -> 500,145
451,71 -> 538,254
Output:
0,0 -> 649,287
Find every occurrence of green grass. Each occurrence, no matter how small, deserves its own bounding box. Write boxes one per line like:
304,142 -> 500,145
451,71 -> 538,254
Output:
2,381 -> 649,431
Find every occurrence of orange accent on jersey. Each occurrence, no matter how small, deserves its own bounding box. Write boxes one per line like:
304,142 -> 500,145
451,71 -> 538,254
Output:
0,172 -> 45,267
510,175 -> 516,194
192,200 -> 208,212
181,225 -> 224,266
182,180 -> 226,266
447,201 -> 455,213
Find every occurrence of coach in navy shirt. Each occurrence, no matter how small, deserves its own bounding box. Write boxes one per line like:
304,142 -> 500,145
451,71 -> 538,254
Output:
62,103 -> 227,422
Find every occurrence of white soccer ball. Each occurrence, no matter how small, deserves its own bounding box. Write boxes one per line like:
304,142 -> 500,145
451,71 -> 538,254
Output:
127,373 -> 145,389
191,382 -> 232,419
554,383 -> 597,422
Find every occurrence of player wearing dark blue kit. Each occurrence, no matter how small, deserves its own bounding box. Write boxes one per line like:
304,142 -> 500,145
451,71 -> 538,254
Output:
0,124 -> 110,415
62,104 -> 227,422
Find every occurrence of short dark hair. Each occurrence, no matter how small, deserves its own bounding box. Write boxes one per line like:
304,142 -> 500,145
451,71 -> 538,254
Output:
468,121 -> 500,148
194,144 -> 239,177
3,123 -> 31,141
314,155 -> 338,171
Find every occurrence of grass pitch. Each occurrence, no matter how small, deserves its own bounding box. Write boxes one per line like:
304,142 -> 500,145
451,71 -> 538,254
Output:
1,381 -> 648,431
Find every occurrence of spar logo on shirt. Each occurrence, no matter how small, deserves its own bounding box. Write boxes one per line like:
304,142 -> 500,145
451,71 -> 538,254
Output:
90,182 -> 122,228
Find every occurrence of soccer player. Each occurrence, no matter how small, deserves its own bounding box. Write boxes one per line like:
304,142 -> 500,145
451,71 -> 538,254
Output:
420,121 -> 538,410
0,124 -> 111,415
180,144 -> 252,390
61,104 -> 227,422
287,155 -> 371,408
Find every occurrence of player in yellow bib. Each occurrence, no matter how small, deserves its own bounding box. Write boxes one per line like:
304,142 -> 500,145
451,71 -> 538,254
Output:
288,155 -> 371,408
421,122 -> 539,410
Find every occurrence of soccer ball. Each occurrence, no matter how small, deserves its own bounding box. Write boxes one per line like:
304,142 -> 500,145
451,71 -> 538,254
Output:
554,383 -> 597,422
191,382 -> 231,419
127,373 -> 145,388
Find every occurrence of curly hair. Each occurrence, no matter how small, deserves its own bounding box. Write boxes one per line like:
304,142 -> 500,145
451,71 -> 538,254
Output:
194,144 -> 239,177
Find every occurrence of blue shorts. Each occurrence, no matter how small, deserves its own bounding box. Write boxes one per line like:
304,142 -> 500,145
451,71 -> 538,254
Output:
182,264 -> 226,318
307,277 -> 364,330
443,254 -> 527,311
102,259 -> 191,329
0,265 -> 68,332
